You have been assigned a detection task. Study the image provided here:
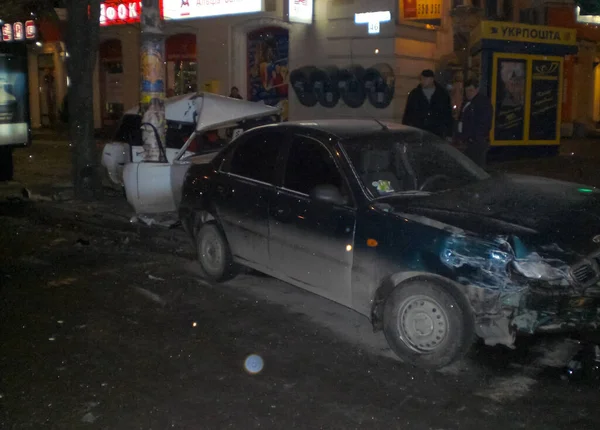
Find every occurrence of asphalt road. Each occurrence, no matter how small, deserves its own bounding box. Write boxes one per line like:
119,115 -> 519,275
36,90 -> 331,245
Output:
2,135 -> 600,428
1,199 -> 600,430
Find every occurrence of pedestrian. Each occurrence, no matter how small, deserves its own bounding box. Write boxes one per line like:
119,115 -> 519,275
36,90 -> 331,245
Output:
229,86 -> 243,100
457,78 -> 493,168
402,69 -> 453,140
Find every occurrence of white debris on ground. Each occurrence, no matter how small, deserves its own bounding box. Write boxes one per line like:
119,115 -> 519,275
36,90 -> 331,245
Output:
130,213 -> 179,228
475,376 -> 537,403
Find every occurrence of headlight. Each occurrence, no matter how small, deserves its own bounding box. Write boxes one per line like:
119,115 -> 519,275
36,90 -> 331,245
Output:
512,253 -> 568,281
440,236 -> 513,269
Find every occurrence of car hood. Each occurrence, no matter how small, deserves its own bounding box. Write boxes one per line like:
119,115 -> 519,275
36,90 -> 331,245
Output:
377,173 -> 600,257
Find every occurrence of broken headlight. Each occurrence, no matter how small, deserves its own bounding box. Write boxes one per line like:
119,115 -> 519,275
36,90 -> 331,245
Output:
440,236 -> 513,270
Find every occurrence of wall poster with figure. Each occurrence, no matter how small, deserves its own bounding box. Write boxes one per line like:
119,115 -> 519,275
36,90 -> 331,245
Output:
492,57 -> 526,142
247,27 -> 289,120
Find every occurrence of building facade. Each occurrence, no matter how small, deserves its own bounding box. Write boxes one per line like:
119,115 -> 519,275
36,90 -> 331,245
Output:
27,0 -> 460,130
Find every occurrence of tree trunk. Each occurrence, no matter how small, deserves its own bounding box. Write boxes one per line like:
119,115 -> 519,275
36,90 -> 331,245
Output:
140,0 -> 166,162
66,0 -> 102,200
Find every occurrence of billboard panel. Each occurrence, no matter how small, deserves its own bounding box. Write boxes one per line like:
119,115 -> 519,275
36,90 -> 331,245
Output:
0,49 -> 29,147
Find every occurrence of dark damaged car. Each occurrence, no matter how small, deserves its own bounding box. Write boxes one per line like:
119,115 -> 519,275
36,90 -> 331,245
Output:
178,120 -> 600,369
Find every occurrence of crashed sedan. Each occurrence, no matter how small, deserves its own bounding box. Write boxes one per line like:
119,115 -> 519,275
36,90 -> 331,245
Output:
178,119 -> 600,369
101,92 -> 281,214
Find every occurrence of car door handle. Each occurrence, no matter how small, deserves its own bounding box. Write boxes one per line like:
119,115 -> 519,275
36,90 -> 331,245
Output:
271,206 -> 292,219
216,184 -> 231,196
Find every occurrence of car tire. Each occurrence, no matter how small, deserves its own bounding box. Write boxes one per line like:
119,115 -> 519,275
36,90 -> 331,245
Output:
196,223 -> 236,282
383,279 -> 474,369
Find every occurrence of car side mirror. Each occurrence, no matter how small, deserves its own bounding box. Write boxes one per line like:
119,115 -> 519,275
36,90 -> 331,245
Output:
309,184 -> 346,206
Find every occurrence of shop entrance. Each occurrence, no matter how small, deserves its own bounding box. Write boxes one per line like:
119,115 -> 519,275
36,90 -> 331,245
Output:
38,53 -> 56,127
99,39 -> 124,129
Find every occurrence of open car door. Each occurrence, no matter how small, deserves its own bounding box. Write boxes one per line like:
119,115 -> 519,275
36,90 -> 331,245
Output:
124,93 -> 281,214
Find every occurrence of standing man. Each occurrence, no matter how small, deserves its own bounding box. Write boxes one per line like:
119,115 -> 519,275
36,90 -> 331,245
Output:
402,69 -> 453,139
457,79 -> 493,167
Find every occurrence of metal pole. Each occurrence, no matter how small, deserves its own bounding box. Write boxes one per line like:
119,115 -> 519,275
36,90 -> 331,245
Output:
140,0 -> 166,162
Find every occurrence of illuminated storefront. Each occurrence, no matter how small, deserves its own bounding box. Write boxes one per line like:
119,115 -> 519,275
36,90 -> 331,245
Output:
470,21 -> 577,146
546,4 -> 600,135
91,0 -> 455,126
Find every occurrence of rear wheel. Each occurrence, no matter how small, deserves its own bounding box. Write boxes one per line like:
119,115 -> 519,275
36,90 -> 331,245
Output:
383,279 -> 474,369
196,223 -> 235,282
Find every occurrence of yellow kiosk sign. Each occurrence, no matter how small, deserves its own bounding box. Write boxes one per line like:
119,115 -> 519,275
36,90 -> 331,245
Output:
400,0 -> 442,21
472,21 -> 576,46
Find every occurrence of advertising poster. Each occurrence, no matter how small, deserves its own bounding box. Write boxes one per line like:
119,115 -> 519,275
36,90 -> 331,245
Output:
529,59 -> 560,141
247,29 -> 289,120
0,52 -> 28,146
140,37 -> 165,104
494,58 -> 526,141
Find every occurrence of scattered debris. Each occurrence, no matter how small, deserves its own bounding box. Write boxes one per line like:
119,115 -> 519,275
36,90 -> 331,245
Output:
132,286 -> 167,306
148,274 -> 165,281
81,412 -> 97,423
47,277 -> 78,287
475,376 -> 537,402
75,238 -> 90,246
564,343 -> 600,384
21,188 -> 52,202
131,213 -> 180,228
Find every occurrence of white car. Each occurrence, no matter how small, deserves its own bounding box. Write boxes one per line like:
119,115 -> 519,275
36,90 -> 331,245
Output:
101,92 -> 281,215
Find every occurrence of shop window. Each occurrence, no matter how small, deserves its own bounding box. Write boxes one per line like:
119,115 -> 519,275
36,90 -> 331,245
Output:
167,61 -> 197,96
166,34 -> 197,97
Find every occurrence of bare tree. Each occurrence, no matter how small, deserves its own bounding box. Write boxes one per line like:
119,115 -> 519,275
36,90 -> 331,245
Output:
65,0 -> 102,200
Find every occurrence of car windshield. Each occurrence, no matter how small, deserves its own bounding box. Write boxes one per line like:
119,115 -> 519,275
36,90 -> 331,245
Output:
340,130 -> 490,198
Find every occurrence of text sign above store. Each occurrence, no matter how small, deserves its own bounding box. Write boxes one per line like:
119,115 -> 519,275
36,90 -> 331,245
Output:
473,21 -> 577,46
1,21 -> 36,42
100,1 -> 141,26
289,0 -> 313,24
400,0 -> 442,20
355,11 -> 391,35
162,0 -> 263,20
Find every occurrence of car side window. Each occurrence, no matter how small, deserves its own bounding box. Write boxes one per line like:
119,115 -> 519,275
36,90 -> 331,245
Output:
283,136 -> 347,198
114,114 -> 142,146
225,132 -> 284,184
165,121 -> 195,149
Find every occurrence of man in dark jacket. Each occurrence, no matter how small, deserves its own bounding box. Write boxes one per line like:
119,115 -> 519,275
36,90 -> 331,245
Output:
457,78 -> 493,167
402,69 -> 453,139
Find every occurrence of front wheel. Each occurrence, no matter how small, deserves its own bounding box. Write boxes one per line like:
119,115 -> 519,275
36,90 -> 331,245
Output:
383,279 -> 474,369
196,223 -> 236,282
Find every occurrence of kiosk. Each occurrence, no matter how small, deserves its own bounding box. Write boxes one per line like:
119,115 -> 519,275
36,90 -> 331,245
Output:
470,21 -> 578,147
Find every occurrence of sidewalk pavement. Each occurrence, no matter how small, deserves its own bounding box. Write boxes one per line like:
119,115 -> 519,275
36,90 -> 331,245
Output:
2,132 -> 600,237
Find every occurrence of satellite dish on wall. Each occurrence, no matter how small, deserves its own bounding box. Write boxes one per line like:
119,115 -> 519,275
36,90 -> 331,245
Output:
363,63 -> 395,109
289,66 -> 319,107
309,66 -> 341,108
338,65 -> 366,108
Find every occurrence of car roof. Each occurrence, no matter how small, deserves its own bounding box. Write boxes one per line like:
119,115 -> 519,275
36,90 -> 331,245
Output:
251,119 -> 426,139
